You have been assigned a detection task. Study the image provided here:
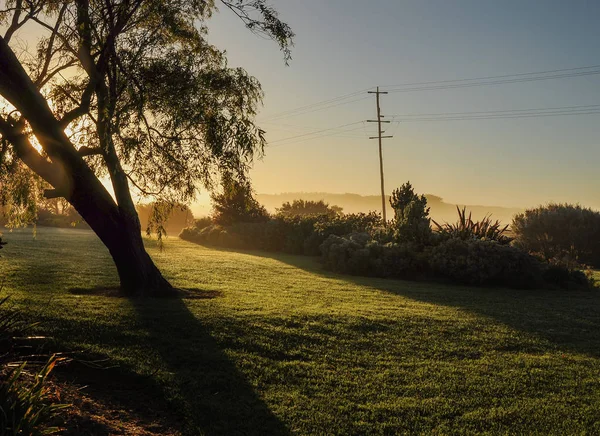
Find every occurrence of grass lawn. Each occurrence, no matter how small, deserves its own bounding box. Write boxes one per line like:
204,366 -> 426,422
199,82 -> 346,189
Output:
1,227 -> 600,435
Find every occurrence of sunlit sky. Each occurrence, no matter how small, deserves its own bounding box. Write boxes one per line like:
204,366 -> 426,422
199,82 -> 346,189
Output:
199,0 -> 600,212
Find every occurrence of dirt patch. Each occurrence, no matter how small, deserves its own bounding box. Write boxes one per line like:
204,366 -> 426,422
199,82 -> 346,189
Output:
53,361 -> 182,435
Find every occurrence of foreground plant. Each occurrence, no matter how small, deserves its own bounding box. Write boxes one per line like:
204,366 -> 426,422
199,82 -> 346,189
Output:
0,355 -> 67,435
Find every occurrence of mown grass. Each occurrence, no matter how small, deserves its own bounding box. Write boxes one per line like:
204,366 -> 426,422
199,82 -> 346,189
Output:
1,227 -> 600,435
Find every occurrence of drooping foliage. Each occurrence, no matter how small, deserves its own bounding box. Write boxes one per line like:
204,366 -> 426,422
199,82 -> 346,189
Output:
137,202 -> 194,237
0,0 -> 293,210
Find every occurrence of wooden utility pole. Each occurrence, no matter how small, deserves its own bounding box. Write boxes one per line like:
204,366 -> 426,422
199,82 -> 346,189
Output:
367,87 -> 392,224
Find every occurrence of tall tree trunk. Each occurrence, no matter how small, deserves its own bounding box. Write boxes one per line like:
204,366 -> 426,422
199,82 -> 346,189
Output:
0,36 -> 174,297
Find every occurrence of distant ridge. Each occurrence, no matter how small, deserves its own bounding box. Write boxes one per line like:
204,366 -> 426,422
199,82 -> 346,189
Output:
256,192 -> 523,225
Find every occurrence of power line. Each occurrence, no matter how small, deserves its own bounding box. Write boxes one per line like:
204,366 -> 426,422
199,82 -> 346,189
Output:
388,103 -> 600,118
268,121 -> 366,147
259,64 -> 600,123
381,64 -> 600,89
382,69 -> 600,93
391,108 -> 600,122
262,95 -> 371,122
268,127 -> 368,148
260,87 -> 374,121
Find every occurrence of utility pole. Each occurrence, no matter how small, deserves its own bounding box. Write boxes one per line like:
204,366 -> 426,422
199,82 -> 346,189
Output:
367,86 -> 392,224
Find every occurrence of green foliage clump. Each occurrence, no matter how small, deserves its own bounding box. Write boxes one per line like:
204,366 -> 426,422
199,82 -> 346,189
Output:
432,206 -> 512,244
428,238 -> 543,288
211,174 -> 269,226
512,203 -> 600,267
276,199 -> 343,218
321,232 -> 593,290
320,235 -> 428,279
389,182 -> 432,244
542,262 -> 595,290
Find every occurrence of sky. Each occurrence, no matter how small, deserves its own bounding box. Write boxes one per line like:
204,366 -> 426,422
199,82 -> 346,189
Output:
196,0 -> 600,213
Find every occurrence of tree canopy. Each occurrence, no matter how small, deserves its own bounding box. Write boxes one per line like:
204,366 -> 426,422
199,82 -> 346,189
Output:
0,0 -> 293,295
0,0 -> 293,214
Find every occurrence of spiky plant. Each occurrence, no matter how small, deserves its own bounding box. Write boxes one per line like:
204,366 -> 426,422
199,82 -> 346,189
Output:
0,296 -> 68,435
432,206 -> 512,245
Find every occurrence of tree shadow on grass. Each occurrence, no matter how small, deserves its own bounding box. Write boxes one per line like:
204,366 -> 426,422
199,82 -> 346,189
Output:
128,293 -> 290,436
58,287 -> 289,435
219,246 -> 600,359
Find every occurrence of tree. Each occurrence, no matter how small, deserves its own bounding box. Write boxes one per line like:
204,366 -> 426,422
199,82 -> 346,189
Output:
211,172 -> 269,225
389,181 -> 432,244
276,199 -> 343,218
0,1 -> 293,296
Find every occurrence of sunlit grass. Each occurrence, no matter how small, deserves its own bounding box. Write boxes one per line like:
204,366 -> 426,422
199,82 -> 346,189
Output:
1,227 -> 600,434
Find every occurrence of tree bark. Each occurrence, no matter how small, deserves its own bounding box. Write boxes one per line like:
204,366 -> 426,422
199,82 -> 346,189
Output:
0,36 -> 175,297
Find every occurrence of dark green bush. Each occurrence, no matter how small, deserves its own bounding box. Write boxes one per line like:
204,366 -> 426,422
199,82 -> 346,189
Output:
428,238 -> 544,289
321,235 -> 428,279
512,203 -> 600,267
542,262 -> 595,290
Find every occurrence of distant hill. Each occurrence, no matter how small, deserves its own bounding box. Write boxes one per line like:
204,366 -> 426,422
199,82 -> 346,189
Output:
256,192 -> 522,225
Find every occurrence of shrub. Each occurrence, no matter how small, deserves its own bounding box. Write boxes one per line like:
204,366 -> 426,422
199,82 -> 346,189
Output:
428,238 -> 543,289
389,182 -> 432,244
432,206 -> 512,244
512,203 -> 600,266
193,216 -> 213,231
320,235 -> 428,279
542,264 -> 593,290
275,199 -> 343,218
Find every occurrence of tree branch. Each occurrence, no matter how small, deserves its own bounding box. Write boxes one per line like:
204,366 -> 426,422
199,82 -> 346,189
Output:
0,116 -> 64,189
34,3 -> 69,87
4,0 -> 24,43
78,145 -> 103,156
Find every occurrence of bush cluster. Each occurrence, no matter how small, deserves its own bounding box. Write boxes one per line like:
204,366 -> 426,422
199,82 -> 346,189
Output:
321,234 -> 591,290
321,234 -> 427,279
180,181 -> 596,291
179,212 -> 382,256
